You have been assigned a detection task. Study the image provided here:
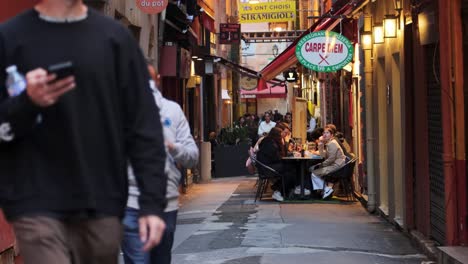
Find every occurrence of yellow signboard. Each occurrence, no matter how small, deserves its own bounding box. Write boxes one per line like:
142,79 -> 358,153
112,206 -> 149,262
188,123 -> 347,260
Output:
238,1 -> 296,24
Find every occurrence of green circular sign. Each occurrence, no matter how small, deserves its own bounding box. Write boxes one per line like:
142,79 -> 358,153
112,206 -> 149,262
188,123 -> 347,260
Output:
295,31 -> 354,72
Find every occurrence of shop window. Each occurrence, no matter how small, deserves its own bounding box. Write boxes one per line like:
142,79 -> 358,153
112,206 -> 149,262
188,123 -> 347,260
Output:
269,22 -> 288,32
210,31 -> 217,55
241,98 -> 257,115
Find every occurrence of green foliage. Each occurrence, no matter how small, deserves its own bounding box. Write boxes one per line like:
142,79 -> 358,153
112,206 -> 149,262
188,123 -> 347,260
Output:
218,126 -> 249,145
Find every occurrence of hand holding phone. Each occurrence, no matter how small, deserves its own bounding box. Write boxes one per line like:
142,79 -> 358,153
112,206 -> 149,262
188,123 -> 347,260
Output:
48,61 -> 74,80
26,67 -> 76,107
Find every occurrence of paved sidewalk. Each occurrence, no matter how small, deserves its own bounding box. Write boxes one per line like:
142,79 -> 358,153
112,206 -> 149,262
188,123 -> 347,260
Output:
172,177 -> 431,264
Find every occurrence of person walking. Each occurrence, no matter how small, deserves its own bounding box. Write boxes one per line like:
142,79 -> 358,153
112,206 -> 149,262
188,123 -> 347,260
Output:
122,65 -> 199,264
0,1 -> 167,263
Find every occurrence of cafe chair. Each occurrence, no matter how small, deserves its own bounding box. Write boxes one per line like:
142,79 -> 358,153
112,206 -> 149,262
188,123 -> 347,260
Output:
322,158 -> 357,202
250,155 -> 285,202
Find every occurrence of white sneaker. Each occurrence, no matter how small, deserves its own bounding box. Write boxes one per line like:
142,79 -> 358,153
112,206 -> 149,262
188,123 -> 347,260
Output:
322,187 -> 334,199
293,186 -> 301,195
294,186 -> 311,196
272,191 -> 284,202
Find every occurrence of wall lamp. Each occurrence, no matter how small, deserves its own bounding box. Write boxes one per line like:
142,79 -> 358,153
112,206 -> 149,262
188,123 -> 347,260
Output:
361,32 -> 373,50
383,15 -> 397,38
383,0 -> 402,38
373,22 -> 384,44
394,0 -> 403,14
361,15 -> 373,50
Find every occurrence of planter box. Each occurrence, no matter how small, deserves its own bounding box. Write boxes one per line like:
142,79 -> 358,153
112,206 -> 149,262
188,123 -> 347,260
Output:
214,142 -> 250,178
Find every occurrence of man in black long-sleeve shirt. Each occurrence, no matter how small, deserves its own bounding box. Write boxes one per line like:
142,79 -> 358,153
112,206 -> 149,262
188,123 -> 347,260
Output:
0,1 -> 167,263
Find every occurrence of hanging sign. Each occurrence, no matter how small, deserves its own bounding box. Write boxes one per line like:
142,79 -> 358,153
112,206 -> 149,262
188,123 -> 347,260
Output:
135,0 -> 168,14
219,23 -> 241,44
295,31 -> 354,72
283,69 -> 298,82
240,76 -> 258,91
238,1 -> 296,24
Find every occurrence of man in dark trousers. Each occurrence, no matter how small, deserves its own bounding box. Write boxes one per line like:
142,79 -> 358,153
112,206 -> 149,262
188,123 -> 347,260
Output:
0,0 -> 167,263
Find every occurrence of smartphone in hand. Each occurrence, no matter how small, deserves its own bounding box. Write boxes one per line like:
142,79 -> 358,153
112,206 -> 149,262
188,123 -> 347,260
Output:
48,61 -> 74,80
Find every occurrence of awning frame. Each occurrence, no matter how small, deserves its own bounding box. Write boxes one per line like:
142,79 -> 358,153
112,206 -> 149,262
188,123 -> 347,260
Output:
208,55 -> 284,86
259,0 -> 370,81
207,55 -> 287,98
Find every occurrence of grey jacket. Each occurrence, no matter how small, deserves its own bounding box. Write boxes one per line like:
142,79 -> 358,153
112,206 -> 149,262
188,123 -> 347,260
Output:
128,86 -> 199,212
313,138 -> 346,177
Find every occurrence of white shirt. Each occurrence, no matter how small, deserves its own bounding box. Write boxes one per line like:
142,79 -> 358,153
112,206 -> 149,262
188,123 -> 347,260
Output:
257,120 -> 276,136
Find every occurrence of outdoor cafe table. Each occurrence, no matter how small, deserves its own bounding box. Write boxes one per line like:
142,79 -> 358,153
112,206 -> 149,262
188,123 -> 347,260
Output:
281,156 -> 323,199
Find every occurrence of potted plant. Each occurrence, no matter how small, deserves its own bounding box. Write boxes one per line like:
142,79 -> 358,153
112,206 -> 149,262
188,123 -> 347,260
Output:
213,126 -> 251,178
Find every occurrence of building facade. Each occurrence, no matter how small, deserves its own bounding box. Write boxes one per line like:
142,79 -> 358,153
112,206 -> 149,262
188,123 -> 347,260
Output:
362,0 -> 467,251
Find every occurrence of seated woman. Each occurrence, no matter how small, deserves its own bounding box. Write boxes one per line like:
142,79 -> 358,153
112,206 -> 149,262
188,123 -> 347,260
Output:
256,127 -> 294,202
275,122 -> 293,156
310,124 -> 346,199
255,121 -> 291,156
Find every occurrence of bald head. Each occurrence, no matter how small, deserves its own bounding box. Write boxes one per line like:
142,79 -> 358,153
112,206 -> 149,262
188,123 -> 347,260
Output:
147,64 -> 161,90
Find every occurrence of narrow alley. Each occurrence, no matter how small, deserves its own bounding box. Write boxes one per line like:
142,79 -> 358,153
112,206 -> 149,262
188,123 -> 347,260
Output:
171,177 -> 430,264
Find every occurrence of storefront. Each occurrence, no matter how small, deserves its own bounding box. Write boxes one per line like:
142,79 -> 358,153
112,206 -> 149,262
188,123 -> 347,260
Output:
363,0 -> 467,249
241,80 -> 287,116
255,0 -> 369,197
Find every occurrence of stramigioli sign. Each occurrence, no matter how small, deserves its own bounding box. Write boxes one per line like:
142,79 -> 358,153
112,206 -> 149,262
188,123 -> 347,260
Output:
135,0 -> 168,14
295,31 -> 354,72
238,1 -> 296,24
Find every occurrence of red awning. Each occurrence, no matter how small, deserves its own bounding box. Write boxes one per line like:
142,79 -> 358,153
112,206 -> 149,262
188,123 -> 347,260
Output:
241,80 -> 286,98
259,0 -> 369,81
201,12 -> 215,32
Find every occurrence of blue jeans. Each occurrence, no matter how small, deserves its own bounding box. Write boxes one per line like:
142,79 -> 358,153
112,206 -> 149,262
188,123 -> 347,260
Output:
121,208 -> 177,264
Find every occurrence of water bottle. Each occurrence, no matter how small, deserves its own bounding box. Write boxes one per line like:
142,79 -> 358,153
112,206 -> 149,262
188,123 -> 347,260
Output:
5,65 -> 26,97
5,66 -> 42,124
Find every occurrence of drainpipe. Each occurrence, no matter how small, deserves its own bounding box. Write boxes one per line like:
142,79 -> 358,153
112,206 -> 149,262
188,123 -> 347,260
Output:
365,76 -> 376,212
364,43 -> 376,212
361,2 -> 376,212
